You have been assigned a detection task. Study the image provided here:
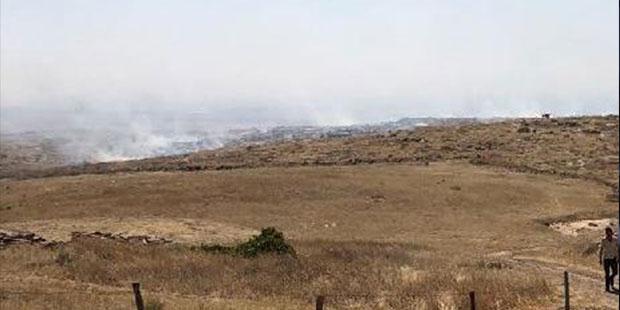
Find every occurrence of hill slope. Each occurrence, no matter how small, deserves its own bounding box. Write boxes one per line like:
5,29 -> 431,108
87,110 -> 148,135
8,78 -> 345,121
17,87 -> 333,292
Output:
6,116 -> 618,192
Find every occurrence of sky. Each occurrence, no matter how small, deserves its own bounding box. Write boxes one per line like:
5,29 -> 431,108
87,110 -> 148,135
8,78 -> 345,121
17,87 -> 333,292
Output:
1,0 -> 618,128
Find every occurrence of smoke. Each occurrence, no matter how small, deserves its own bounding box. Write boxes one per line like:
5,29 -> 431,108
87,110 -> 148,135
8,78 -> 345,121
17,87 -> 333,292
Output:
2,98 -> 617,164
1,1 -> 617,163
60,120 -> 220,163
0,106 -> 233,163
0,102 -> 375,163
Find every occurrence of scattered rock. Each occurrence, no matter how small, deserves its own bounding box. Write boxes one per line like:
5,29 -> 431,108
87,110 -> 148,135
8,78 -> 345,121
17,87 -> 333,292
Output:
70,231 -> 173,244
0,218 -> 257,245
582,128 -> 601,134
0,229 -> 175,249
368,194 -> 386,203
560,121 -> 580,127
517,126 -> 531,133
0,230 -> 58,248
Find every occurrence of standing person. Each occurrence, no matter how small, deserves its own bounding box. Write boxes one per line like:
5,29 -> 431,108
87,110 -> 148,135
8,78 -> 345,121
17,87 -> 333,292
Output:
599,226 -> 619,292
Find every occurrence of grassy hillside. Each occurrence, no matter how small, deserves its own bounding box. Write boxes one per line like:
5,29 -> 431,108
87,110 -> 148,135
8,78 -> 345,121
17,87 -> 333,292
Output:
6,116 -> 617,189
1,115 -> 618,309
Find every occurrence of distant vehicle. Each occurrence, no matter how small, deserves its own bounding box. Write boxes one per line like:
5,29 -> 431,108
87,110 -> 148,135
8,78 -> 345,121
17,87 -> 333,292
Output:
541,113 -> 551,119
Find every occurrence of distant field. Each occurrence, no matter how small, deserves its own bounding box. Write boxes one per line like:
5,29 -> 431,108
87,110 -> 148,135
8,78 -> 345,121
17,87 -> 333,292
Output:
1,162 -> 617,309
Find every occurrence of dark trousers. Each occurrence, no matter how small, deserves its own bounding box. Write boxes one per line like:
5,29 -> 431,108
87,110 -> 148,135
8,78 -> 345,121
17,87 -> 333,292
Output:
603,258 -> 618,290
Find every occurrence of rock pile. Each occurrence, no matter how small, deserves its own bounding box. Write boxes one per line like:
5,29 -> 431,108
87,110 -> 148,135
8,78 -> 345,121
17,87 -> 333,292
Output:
70,231 -> 173,244
0,229 -> 173,249
0,230 -> 58,248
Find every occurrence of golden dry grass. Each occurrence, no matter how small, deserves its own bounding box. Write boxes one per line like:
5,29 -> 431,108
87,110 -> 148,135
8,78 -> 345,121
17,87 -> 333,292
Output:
1,163 -> 611,241
1,239 -> 553,309
1,162 -> 617,308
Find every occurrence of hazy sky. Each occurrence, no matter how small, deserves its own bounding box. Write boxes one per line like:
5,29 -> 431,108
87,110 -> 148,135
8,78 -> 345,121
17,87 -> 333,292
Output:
1,0 -> 618,125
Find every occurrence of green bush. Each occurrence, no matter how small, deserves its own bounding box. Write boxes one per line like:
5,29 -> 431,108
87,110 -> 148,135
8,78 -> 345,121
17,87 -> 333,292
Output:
236,227 -> 295,257
199,227 -> 295,258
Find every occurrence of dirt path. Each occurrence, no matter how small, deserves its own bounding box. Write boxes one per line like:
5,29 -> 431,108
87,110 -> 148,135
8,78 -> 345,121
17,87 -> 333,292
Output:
488,249 -> 619,309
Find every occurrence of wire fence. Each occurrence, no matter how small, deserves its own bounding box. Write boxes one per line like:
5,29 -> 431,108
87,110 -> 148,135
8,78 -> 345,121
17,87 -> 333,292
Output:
0,271 -> 579,310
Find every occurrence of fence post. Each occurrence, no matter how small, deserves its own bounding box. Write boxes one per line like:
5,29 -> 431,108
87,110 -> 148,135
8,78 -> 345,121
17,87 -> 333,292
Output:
132,282 -> 145,310
316,295 -> 325,310
564,271 -> 570,310
469,291 -> 476,310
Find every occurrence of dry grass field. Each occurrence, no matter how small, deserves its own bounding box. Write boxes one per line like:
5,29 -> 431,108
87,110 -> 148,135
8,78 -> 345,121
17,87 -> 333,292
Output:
1,116 -> 618,309
1,162 -> 618,309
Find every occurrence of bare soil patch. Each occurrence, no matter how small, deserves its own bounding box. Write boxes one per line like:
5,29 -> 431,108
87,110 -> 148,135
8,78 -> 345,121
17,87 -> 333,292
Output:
549,218 -> 617,237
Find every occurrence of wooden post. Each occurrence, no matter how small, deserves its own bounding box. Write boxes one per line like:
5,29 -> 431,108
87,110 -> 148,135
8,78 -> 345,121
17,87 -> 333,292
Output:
564,271 -> 570,310
469,291 -> 476,310
315,295 -> 325,310
132,282 -> 145,310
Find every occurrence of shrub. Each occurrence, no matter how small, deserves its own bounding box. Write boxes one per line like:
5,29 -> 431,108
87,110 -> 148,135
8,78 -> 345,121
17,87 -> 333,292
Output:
236,227 -> 295,258
199,227 -> 296,258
